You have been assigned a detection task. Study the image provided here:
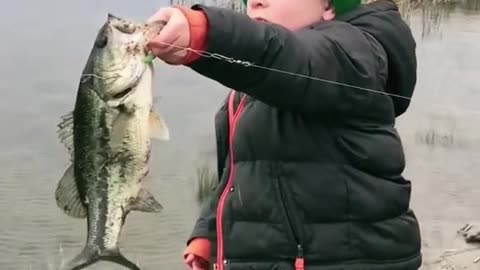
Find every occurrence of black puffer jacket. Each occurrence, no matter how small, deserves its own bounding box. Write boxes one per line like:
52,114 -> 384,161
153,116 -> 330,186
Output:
186,1 -> 422,270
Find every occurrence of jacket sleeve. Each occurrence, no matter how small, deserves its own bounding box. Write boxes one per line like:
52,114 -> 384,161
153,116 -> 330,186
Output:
186,5 -> 393,120
187,199 -> 215,244
187,177 -> 221,244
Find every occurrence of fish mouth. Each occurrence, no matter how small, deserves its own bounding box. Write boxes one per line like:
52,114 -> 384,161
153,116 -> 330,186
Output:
106,86 -> 134,108
106,85 -> 136,108
107,13 -> 138,34
106,64 -> 145,107
112,86 -> 133,100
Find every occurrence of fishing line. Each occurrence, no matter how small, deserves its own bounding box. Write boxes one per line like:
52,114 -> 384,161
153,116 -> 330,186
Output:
148,41 -> 480,116
150,41 -> 412,100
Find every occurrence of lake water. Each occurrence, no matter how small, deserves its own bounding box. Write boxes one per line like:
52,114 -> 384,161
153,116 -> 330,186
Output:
0,1 -> 479,269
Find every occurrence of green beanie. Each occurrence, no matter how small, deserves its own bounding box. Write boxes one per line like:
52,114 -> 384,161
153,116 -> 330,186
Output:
241,0 -> 361,16
331,0 -> 361,15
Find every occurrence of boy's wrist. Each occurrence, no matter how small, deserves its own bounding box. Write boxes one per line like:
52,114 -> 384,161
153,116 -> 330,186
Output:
184,237 -> 212,262
173,5 -> 209,65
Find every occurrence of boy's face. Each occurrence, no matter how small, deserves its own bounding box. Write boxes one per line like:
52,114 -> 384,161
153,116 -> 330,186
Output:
246,0 -> 335,30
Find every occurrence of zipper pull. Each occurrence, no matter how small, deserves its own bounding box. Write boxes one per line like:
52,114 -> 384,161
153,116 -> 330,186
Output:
295,244 -> 304,270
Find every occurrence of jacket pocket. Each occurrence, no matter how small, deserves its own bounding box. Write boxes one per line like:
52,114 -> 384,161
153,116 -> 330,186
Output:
272,163 -> 305,261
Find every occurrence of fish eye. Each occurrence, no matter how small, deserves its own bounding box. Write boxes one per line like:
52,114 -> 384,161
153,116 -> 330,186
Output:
95,35 -> 108,48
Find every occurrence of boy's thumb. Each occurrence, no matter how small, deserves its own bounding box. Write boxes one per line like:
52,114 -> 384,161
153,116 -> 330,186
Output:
185,253 -> 195,264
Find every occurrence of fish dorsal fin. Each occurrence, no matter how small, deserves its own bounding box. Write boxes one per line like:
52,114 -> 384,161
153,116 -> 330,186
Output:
54,164 -> 87,219
149,110 -> 170,141
127,188 -> 163,213
57,111 -> 74,160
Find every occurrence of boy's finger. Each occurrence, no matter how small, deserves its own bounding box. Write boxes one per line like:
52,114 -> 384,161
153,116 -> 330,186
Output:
185,253 -> 194,264
157,18 -> 183,45
147,19 -> 182,53
147,7 -> 172,23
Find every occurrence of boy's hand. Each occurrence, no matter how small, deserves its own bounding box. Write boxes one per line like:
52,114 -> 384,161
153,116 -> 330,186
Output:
185,253 -> 209,270
146,7 -> 191,64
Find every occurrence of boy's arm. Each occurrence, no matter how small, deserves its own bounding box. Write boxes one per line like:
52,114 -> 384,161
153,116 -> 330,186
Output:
180,5 -> 393,120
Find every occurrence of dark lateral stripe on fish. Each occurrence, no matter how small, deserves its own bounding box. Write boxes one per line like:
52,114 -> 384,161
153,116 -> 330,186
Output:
95,108 -> 113,250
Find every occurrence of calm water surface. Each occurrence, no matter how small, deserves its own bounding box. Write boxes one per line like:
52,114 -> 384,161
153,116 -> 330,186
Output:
0,1 -> 479,269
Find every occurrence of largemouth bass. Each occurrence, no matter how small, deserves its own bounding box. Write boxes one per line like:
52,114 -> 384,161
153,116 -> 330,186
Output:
54,13 -> 169,270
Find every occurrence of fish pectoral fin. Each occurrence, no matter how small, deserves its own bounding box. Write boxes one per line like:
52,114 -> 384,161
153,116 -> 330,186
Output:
55,164 -> 87,219
128,188 -> 163,213
57,111 -> 74,160
149,110 -> 170,141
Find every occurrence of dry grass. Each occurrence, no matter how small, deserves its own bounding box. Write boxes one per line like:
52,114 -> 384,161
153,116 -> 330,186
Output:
463,0 -> 480,10
410,109 -> 480,149
367,0 -> 462,37
194,163 -> 218,206
416,128 -> 456,147
414,112 -> 458,148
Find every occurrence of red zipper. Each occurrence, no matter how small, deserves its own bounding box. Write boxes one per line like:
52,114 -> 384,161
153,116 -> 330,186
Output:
295,245 -> 304,270
215,91 -> 247,270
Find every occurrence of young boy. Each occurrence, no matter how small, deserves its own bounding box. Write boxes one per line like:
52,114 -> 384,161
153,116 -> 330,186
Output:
146,0 -> 422,269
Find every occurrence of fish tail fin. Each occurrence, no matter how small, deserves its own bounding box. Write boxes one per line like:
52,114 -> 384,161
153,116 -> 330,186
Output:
61,246 -> 141,270
102,250 -> 142,270
60,247 -> 99,270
